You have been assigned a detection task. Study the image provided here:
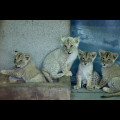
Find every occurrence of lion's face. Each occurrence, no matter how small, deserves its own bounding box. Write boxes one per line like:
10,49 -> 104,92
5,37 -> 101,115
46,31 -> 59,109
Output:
13,51 -> 31,68
61,36 -> 80,55
99,49 -> 119,68
78,50 -> 97,66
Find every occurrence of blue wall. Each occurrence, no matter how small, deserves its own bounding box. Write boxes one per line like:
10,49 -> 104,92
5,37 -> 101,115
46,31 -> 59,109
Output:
70,20 -> 120,84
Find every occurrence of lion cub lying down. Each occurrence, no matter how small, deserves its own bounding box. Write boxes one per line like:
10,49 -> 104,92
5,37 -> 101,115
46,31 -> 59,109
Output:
0,51 -> 46,83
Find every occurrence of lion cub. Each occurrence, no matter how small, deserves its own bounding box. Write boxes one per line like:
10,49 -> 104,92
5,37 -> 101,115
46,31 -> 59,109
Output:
42,36 -> 80,82
74,50 -> 101,90
0,51 -> 46,83
98,49 -> 120,98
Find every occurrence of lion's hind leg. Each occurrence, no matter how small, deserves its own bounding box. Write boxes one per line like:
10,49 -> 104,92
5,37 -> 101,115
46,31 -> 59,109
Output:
42,70 -> 53,83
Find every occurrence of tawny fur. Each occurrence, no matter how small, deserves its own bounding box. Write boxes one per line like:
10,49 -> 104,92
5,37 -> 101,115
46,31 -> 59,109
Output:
74,50 -> 101,90
0,74 -> 9,84
0,51 -> 46,83
98,49 -> 120,98
42,36 -> 80,82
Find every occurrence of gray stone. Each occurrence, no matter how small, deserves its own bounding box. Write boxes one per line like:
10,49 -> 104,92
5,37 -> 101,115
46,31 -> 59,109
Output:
0,20 -> 70,70
0,76 -> 71,100
71,88 -> 120,100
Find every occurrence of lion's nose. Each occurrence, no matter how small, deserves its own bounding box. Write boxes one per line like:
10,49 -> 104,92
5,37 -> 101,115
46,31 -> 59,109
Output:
68,52 -> 71,54
83,84 -> 87,88
15,65 -> 17,68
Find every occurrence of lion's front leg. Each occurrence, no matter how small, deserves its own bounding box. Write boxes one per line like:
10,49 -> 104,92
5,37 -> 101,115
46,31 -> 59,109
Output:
86,75 -> 93,90
0,69 -> 22,78
74,74 -> 82,89
1,70 -> 15,75
67,62 -> 73,71
97,78 -> 108,89
61,63 -> 72,77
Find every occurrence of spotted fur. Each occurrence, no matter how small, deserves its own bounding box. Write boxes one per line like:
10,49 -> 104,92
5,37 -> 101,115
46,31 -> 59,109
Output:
0,51 -> 46,83
99,49 -> 118,68
74,50 -> 101,90
98,49 -> 120,98
42,36 -> 80,82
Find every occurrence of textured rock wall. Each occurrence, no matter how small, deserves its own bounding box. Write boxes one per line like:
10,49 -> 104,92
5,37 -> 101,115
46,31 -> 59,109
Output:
0,20 -> 70,70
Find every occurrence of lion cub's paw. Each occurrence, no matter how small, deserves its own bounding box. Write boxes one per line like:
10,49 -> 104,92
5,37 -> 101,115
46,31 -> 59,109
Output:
94,85 -> 101,89
74,85 -> 81,89
65,71 -> 72,76
49,80 -> 53,83
102,87 -> 110,93
1,70 -> 7,74
9,77 -> 18,83
86,86 -> 93,90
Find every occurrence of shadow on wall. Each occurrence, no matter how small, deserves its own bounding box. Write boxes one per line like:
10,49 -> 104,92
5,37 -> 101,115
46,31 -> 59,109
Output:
0,20 -> 3,33
0,20 -> 4,41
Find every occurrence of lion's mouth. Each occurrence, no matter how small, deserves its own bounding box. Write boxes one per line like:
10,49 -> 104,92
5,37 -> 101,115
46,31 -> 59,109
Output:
68,52 -> 71,54
15,65 -> 20,68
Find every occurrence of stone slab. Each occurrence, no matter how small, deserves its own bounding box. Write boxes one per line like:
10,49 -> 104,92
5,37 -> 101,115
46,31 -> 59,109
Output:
71,88 -> 120,100
0,76 -> 71,100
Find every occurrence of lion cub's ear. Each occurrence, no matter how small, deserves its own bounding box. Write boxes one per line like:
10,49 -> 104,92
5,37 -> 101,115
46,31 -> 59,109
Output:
78,49 -> 84,56
25,53 -> 31,61
12,50 -> 19,55
61,36 -> 66,42
113,53 -> 119,60
74,36 -> 80,44
91,52 -> 97,59
99,49 -> 105,56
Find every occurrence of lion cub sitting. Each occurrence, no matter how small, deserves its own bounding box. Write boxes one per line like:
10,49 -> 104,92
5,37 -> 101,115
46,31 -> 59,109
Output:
0,51 -> 46,83
42,36 -> 80,82
97,49 -> 120,98
74,50 -> 101,90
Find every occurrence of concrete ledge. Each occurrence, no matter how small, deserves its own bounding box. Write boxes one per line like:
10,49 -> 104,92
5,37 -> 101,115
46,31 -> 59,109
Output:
71,88 -> 120,100
0,76 -> 71,100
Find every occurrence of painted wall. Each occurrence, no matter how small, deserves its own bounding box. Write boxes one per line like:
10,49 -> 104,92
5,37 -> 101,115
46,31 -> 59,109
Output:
0,20 -> 70,70
71,20 -> 120,84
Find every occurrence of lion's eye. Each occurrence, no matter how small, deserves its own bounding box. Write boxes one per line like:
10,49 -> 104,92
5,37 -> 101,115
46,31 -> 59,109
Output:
70,45 -> 73,47
82,58 -> 85,60
14,59 -> 16,62
19,60 -> 22,62
88,58 -> 91,61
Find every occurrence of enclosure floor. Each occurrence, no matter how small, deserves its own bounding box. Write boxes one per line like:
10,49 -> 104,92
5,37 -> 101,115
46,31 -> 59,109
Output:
71,86 -> 120,100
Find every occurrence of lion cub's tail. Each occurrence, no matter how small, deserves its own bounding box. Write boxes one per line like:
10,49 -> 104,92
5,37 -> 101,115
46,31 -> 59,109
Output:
101,92 -> 120,98
0,74 -> 9,84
